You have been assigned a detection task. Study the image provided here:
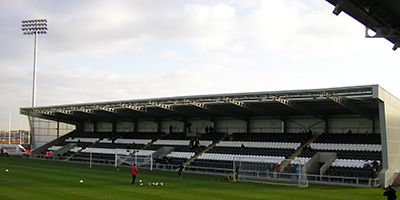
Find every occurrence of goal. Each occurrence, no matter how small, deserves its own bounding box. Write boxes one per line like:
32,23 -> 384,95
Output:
115,152 -> 153,170
233,158 -> 308,188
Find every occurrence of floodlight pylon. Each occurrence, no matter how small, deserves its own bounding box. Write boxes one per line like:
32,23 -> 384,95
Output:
21,19 -> 48,148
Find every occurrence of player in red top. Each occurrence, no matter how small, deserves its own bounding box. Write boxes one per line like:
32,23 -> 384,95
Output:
45,150 -> 51,159
130,164 -> 139,184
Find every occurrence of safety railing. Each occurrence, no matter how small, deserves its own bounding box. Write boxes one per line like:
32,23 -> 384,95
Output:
32,156 -> 380,188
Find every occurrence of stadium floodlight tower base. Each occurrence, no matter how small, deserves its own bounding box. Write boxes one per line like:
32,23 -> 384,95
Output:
233,158 -> 308,188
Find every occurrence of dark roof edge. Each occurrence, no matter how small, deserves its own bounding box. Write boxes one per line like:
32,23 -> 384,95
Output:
21,84 -> 380,110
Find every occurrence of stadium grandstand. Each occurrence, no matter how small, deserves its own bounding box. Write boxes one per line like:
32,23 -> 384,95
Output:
20,85 -> 400,188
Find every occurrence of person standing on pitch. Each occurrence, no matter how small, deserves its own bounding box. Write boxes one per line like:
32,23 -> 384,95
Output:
384,185 -> 397,200
235,165 -> 240,182
177,164 -> 184,177
130,164 -> 139,184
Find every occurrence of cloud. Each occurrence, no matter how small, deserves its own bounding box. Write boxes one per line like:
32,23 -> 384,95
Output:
0,0 -> 399,130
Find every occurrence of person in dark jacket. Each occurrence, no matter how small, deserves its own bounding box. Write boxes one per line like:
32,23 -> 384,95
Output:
235,165 -> 240,181
130,164 -> 139,184
384,185 -> 397,200
177,164 -> 184,177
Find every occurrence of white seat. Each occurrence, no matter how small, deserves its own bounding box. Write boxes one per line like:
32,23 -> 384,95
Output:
311,143 -> 382,152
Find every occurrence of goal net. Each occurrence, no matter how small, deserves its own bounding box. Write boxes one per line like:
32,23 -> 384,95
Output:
233,158 -> 308,188
115,152 -> 153,170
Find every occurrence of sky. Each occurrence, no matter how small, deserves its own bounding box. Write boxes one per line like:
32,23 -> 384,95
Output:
0,0 -> 398,130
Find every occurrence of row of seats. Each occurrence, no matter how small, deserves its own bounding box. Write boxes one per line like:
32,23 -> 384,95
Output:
209,147 -> 294,157
300,148 -> 382,160
198,133 -> 225,141
65,137 -> 99,143
73,152 -> 115,160
70,147 -> 82,152
166,151 -> 195,159
81,147 -> 134,155
191,160 -> 233,169
73,132 -> 163,140
315,133 -> 381,144
163,132 -> 224,141
153,140 -> 212,146
331,159 -> 380,168
95,143 -> 145,149
290,157 -> 379,169
69,147 -> 155,157
145,145 -> 195,152
190,159 -> 276,172
290,157 -> 310,165
198,153 -> 285,164
310,143 -> 381,152
325,166 -> 377,178
231,132 -> 311,143
48,146 -> 63,151
162,157 -> 187,166
114,132 -> 163,140
100,138 -> 152,145
217,141 -> 300,149
163,133 -> 187,140
237,162 -> 277,172
71,132 -> 112,139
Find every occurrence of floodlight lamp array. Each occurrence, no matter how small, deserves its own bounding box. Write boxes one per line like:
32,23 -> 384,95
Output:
22,19 -> 48,35
95,105 -> 116,112
225,97 -> 246,107
151,102 -> 172,110
41,110 -> 54,115
184,99 -> 206,108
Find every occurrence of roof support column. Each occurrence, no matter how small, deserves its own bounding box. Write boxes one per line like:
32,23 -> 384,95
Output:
56,121 -> 60,138
281,119 -> 286,133
211,118 -> 217,133
112,120 -> 117,139
157,120 -> 162,133
76,122 -> 84,133
246,118 -> 251,133
133,119 -> 138,133
93,121 -> 98,133
183,119 -> 188,135
324,118 -> 329,134
371,115 -> 375,134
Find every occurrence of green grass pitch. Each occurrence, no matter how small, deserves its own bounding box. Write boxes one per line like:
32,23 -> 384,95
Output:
0,157 -> 383,200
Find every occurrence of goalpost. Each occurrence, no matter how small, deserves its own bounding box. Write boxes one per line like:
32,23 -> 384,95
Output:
115,153 -> 153,171
233,158 -> 309,188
